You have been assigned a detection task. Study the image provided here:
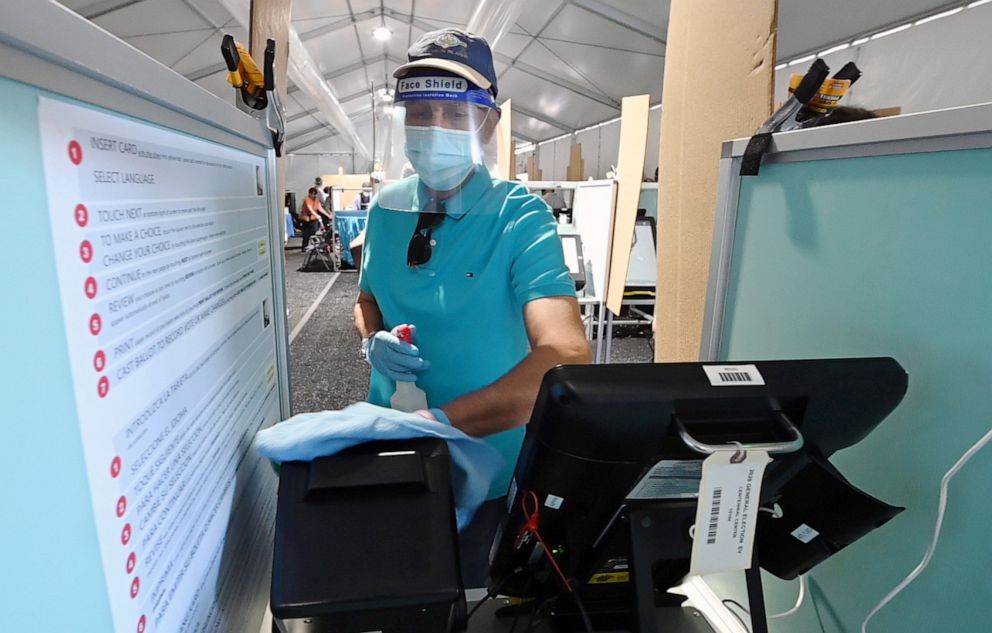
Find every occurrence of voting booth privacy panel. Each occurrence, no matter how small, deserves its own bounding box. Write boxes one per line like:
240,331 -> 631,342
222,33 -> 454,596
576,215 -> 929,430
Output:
0,4 -> 290,632
701,104 -> 992,632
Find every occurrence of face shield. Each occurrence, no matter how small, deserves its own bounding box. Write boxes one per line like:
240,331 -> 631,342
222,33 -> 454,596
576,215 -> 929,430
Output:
378,78 -> 500,214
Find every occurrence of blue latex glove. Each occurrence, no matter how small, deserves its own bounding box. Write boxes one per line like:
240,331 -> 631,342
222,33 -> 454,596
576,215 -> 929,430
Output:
366,324 -> 431,382
254,402 -> 503,529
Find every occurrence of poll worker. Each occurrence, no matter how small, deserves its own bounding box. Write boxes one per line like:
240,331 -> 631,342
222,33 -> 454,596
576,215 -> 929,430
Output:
299,187 -> 332,253
354,28 -> 591,584
350,182 -> 372,210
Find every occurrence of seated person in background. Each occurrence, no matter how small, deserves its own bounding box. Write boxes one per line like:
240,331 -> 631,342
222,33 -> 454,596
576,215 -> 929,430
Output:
541,186 -> 567,210
299,187 -> 333,253
350,183 -> 372,210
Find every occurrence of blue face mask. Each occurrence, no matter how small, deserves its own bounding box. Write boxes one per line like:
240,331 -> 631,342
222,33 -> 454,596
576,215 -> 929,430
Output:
404,125 -> 483,191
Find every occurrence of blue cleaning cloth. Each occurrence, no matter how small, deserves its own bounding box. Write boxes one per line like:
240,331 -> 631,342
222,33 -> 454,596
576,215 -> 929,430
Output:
254,402 -> 504,529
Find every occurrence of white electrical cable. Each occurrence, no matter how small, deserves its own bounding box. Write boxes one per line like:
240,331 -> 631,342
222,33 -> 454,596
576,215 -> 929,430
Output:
861,427 -> 992,633
769,574 -> 807,619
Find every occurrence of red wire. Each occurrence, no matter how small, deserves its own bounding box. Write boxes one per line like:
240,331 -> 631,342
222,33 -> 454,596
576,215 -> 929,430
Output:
521,491 -> 573,592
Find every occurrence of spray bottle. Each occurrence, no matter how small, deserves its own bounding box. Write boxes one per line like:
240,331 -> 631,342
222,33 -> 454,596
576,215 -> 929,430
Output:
390,325 -> 429,413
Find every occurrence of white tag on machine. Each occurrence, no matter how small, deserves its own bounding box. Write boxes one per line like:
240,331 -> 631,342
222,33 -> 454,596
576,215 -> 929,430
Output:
689,448 -> 771,576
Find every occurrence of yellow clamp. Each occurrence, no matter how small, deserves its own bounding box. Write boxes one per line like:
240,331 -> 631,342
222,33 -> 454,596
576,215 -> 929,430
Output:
789,74 -> 852,114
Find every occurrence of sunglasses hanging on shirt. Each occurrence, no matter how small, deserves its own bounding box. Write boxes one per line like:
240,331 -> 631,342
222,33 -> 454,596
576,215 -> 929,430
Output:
407,212 -> 445,267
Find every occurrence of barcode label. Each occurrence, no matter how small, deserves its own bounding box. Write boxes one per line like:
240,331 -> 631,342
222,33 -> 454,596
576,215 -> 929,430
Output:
720,371 -> 752,382
703,364 -> 765,386
706,487 -> 723,544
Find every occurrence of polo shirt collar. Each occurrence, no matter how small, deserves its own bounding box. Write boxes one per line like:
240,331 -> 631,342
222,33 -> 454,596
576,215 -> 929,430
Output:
414,165 -> 493,220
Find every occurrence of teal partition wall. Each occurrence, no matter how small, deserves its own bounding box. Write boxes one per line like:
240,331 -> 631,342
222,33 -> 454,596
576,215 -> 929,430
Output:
701,107 -> 992,633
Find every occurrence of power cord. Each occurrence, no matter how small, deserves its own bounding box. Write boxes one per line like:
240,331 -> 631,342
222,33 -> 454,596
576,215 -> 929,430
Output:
861,426 -> 992,633
721,599 -> 752,633
721,572 -> 806,623
467,581 -> 504,622
769,574 -> 807,619
714,427 -> 991,632
722,503 -> 805,627
520,491 -> 573,591
516,492 -> 594,632
567,578 -> 595,633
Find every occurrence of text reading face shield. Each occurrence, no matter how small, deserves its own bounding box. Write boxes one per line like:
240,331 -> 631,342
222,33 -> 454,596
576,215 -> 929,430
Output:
378,77 -> 499,214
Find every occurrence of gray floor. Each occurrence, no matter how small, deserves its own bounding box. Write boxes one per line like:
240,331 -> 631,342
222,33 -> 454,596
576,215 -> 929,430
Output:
283,238 -> 654,415
285,240 -> 370,413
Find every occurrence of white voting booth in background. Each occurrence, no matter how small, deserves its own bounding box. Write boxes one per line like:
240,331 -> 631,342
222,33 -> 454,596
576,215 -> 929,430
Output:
0,3 -> 289,632
525,178 -> 658,363
526,179 -> 619,363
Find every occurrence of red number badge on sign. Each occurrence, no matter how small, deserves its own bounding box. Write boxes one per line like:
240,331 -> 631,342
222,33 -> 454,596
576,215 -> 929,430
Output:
68,140 -> 83,165
85,276 -> 98,299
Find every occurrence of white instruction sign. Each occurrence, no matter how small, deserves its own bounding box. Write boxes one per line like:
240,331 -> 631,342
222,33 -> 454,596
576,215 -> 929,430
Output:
689,449 -> 771,576
39,97 -> 280,633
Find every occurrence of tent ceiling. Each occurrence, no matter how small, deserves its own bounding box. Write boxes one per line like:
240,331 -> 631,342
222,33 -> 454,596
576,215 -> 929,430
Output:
59,0 -> 966,154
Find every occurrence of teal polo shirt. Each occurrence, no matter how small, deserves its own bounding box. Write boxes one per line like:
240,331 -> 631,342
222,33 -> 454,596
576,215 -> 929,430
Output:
359,167 -> 576,500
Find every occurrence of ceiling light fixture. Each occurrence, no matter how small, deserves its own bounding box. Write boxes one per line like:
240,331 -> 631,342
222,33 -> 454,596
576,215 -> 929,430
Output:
915,7 -> 963,25
819,43 -> 850,56
871,23 -> 912,40
372,26 -> 392,41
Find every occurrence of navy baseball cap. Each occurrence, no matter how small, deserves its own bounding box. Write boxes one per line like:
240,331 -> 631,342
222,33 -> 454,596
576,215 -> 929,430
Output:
393,28 -> 499,98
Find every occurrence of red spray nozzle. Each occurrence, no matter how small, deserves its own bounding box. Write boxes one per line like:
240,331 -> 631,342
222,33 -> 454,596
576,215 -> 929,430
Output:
396,325 -> 414,344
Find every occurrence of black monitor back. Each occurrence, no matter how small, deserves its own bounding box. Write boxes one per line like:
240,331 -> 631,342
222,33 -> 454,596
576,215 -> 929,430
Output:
488,357 -> 908,597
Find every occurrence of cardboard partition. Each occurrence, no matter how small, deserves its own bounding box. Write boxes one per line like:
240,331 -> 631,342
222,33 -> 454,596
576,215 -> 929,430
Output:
566,143 -> 584,181
606,94 -> 651,314
321,173 -> 369,209
654,0 -> 776,361
873,106 -> 903,118
527,154 -> 542,181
